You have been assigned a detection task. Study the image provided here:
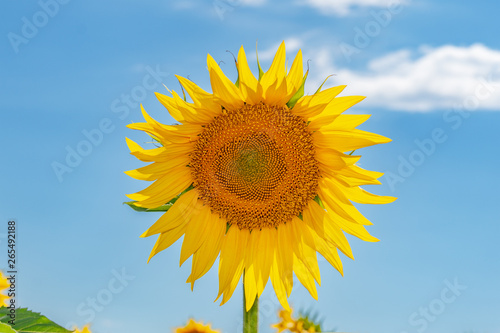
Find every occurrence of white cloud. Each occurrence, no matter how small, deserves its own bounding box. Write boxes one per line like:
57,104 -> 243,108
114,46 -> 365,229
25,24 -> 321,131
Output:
299,0 -> 399,16
306,43 -> 500,111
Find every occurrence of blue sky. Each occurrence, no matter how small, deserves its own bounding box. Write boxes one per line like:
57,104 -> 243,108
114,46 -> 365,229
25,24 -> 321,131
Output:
1,0 -> 499,332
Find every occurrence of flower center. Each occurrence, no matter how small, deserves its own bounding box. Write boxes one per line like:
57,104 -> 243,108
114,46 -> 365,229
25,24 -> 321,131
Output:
190,103 -> 319,230
214,132 -> 286,201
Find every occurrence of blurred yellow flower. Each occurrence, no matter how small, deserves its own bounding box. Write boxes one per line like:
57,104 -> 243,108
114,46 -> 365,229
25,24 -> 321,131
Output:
73,324 -> 92,333
273,309 -> 321,333
175,319 -> 220,333
127,41 -> 394,310
0,271 -> 9,307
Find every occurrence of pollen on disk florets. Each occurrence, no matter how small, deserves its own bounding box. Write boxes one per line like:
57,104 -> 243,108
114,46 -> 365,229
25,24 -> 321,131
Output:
190,103 -> 320,230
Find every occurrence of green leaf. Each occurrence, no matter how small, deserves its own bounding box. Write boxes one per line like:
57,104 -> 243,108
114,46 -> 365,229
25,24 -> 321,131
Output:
286,70 -> 309,109
124,184 -> 194,213
0,307 -> 72,333
0,322 -> 17,333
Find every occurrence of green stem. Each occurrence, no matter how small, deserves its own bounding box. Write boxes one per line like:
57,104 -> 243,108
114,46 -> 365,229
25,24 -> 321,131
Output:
243,273 -> 258,333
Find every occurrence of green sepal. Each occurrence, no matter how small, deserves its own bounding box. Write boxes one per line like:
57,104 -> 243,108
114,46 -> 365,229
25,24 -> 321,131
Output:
232,52 -> 240,88
314,74 -> 335,95
256,42 -> 264,81
125,184 -> 194,213
124,201 -> 175,212
313,195 -> 325,209
0,307 -> 72,333
286,70 -> 309,109
222,50 -> 240,88
181,86 -> 187,102
298,308 -> 324,332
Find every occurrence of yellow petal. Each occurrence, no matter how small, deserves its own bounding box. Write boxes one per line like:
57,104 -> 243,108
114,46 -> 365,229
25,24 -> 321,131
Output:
322,213 -> 355,259
263,76 -> 289,106
334,165 -> 384,186
293,253 -> 318,300
314,234 -> 343,276
318,178 -> 373,226
277,223 -> 294,296
270,259 -> 291,311
261,41 -> 286,91
187,214 -> 226,288
179,204 -> 213,266
297,241 -> 321,285
316,148 -> 360,171
125,155 -> 190,181
286,49 -> 304,97
176,75 -> 221,116
154,92 -> 185,122
303,201 -> 353,259
334,216 -> 379,242
217,227 -> 248,301
244,267 -> 258,311
147,223 -> 187,262
292,85 -> 346,118
236,46 -> 261,104
126,167 -> 192,208
314,129 -> 391,152
323,176 -> 395,206
319,180 -> 380,241
125,137 -> 168,162
340,185 -> 397,205
221,261 -> 244,305
289,218 -> 320,283
207,54 -> 244,110
254,228 -> 276,296
127,120 -> 201,145
308,96 -> 365,129
318,114 -> 371,131
141,189 -> 199,237
171,90 -> 216,124
243,231 -> 259,306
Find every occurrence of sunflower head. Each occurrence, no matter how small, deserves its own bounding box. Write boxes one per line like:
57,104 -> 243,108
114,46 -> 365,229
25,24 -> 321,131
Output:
126,41 -> 395,311
175,319 -> 220,333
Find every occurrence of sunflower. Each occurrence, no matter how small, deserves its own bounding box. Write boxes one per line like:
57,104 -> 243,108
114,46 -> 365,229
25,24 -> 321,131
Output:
272,308 -> 322,333
73,324 -> 92,333
175,319 -> 220,333
0,271 -> 9,307
126,41 -> 395,311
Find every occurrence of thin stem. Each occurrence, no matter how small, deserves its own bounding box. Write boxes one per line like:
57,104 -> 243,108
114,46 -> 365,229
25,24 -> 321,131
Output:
243,273 -> 258,333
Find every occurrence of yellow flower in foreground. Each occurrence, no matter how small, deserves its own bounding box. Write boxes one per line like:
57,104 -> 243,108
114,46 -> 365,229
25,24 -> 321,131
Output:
273,309 -> 296,332
273,309 -> 321,333
126,41 -> 395,311
175,319 -> 220,333
73,324 -> 92,333
0,271 -> 9,307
